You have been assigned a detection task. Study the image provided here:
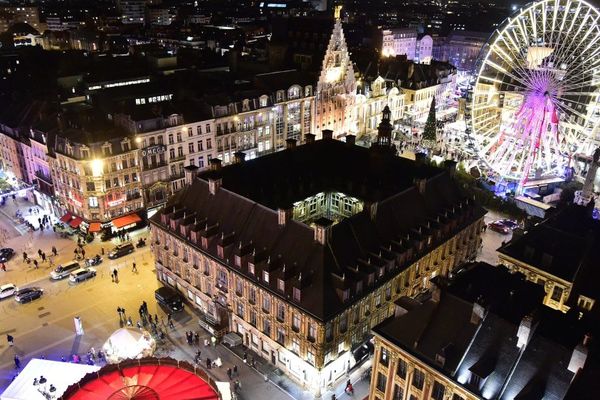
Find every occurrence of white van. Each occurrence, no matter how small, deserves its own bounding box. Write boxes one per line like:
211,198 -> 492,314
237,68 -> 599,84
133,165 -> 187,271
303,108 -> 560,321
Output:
50,261 -> 81,280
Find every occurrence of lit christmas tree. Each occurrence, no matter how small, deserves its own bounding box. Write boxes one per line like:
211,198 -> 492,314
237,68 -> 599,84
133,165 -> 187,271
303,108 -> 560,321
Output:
422,96 -> 437,152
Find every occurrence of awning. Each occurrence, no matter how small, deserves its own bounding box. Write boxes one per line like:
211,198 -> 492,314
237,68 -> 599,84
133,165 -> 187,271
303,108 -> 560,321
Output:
112,213 -> 142,229
69,217 -> 83,229
59,213 -> 72,223
88,222 -> 102,233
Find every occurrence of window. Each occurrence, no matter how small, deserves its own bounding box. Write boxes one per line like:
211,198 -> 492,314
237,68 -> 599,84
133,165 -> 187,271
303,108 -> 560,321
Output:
249,287 -> 256,304
277,279 -> 285,292
248,263 -> 255,275
263,319 -> 271,336
169,148 -> 175,158
236,279 -> 243,295
293,287 -> 301,302
250,310 -> 256,326
86,182 -> 95,191
551,286 -> 563,302
379,347 -> 389,367
397,359 -> 407,379
412,369 -> 424,390
307,350 -> 315,365
308,323 -> 316,341
325,324 -> 333,342
206,138 -> 212,149
203,259 -> 210,275
291,337 -> 300,354
340,314 -> 347,332
206,124 -> 211,133
263,271 -> 269,283
188,127 -> 193,137
197,126 -> 202,135
376,372 -> 387,392
262,295 -> 271,313
452,394 -> 465,400
277,327 -> 285,344
392,384 -> 404,400
277,303 -> 285,321
431,381 -> 445,400
168,134 -> 174,145
188,143 -> 194,153
88,196 -> 98,208
198,140 -> 203,151
176,132 -> 182,142
177,147 -> 183,157
236,302 -> 245,318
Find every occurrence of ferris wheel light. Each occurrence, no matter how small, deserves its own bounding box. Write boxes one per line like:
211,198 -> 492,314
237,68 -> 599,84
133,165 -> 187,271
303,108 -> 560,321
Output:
470,0 -> 600,189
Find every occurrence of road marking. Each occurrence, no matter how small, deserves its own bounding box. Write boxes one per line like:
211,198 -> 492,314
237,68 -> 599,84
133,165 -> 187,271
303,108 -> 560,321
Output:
38,312 -> 51,318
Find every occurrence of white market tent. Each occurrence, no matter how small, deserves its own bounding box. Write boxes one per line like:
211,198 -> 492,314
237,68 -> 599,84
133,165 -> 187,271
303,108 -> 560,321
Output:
102,327 -> 156,364
0,358 -> 99,400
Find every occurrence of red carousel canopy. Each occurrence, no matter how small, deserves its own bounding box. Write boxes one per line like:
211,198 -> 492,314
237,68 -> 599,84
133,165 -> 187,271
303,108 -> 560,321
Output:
62,358 -> 221,400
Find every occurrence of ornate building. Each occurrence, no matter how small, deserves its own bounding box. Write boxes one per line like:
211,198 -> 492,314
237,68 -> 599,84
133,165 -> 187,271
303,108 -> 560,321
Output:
498,205 -> 600,316
314,6 -> 357,139
369,262 -> 592,400
149,115 -> 485,395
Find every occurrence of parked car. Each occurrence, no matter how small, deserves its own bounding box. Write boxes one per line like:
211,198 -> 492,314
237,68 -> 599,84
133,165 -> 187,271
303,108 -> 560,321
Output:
15,287 -> 43,303
499,219 -> 519,230
69,267 -> 97,283
488,220 -> 511,234
155,286 -> 184,313
0,283 -> 17,299
0,248 -> 14,262
108,243 -> 134,259
50,261 -> 81,280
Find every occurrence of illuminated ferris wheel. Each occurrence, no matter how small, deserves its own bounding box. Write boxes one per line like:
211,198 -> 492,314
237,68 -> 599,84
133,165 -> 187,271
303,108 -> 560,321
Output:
471,0 -> 600,191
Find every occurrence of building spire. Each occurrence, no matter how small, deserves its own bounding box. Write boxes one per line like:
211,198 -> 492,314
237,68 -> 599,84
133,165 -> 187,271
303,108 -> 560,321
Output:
334,5 -> 342,20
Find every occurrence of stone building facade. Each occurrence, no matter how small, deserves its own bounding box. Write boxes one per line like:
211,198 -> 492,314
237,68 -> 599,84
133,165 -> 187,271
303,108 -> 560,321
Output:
149,122 -> 485,395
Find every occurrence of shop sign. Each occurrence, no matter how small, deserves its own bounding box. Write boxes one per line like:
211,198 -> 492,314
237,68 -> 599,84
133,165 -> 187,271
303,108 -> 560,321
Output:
141,145 -> 166,157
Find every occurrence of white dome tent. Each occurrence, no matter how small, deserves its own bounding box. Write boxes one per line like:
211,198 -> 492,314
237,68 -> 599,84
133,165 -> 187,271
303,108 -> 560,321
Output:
101,327 -> 156,364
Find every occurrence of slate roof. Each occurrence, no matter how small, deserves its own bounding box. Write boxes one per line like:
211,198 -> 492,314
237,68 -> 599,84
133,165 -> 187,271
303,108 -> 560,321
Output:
498,205 -> 600,306
373,262 -> 586,400
153,138 -> 485,322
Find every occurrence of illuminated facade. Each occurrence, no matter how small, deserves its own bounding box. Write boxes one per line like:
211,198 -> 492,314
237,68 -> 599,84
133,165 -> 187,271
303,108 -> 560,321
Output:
150,125 -> 485,396
498,205 -> 600,315
370,262 -> 589,400
51,120 -> 144,224
315,7 -> 357,139
213,81 -> 315,162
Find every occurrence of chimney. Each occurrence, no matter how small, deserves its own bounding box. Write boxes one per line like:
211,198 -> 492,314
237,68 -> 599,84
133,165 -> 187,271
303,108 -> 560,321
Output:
470,301 -> 485,324
209,158 -> 222,171
184,165 -> 199,186
516,314 -> 535,349
304,133 -> 316,144
208,175 -> 222,195
285,138 -> 297,149
321,129 -> 333,140
568,334 -> 591,373
443,160 -> 457,177
313,217 -> 333,245
233,151 -> 246,164
277,207 -> 293,226
414,178 -> 427,195
345,134 -> 356,145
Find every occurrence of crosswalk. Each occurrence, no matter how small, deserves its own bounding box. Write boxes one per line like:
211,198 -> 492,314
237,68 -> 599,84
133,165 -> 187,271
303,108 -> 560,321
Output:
14,223 -> 29,235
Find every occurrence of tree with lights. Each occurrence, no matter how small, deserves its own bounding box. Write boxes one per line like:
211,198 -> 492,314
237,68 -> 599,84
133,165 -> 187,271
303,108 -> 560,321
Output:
422,96 -> 437,152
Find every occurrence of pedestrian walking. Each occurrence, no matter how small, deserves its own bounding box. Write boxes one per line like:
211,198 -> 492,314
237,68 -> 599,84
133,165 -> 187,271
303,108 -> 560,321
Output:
154,314 -> 159,325
41,252 -> 46,262
37,249 -> 42,257
142,301 -> 148,313
136,321 -> 142,329
243,351 -> 247,363
194,332 -> 199,345
22,252 -> 27,262
206,357 -> 211,369
101,247 -> 105,255
111,271 -> 115,282
33,259 -> 38,269
233,365 -> 238,377
81,248 -> 86,257
132,262 -> 137,273
113,269 -> 118,281
226,368 -> 232,380
7,334 -> 14,346
1,263 -> 6,272
127,316 -> 133,326
52,246 -> 57,256
14,355 -> 20,370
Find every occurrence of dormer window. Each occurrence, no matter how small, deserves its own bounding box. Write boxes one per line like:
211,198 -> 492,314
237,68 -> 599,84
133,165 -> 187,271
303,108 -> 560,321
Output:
342,289 -> 350,302
121,139 -> 130,152
356,281 -> 363,295
276,90 -> 284,102
235,255 -> 241,267
305,86 -> 312,97
81,148 -> 90,159
259,96 -> 268,107
368,273 -> 374,286
248,263 -> 255,276
293,287 -> 301,302
263,271 -> 270,283
278,279 -> 285,292
102,143 -> 112,156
